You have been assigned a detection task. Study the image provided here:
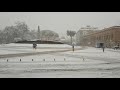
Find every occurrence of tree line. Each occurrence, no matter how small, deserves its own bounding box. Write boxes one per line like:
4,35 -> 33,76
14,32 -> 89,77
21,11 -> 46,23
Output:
0,21 -> 59,44
0,21 -> 30,44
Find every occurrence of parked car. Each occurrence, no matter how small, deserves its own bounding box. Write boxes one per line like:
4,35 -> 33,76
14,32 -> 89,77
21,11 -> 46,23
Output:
113,46 -> 119,50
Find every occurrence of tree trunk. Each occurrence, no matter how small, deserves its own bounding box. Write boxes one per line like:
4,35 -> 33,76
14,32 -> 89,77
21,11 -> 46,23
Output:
71,36 -> 73,45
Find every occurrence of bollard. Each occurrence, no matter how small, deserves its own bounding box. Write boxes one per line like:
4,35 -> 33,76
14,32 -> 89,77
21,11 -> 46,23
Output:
43,59 -> 45,61
64,58 -> 66,61
20,59 -> 21,62
54,58 -> 55,61
83,57 -> 85,62
32,59 -> 34,61
7,59 -> 8,62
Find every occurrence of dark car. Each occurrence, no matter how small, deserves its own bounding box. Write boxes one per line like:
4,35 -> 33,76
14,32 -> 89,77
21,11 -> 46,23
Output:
113,46 -> 119,50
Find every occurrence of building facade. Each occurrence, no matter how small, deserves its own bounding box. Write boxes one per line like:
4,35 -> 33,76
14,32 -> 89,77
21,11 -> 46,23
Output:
76,25 -> 98,45
80,26 -> 120,48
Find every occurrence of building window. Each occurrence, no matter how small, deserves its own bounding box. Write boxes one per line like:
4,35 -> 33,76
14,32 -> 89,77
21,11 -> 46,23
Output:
111,34 -> 113,40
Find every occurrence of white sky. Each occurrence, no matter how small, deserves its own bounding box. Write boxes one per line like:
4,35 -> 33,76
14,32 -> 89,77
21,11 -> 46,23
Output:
0,12 -> 120,37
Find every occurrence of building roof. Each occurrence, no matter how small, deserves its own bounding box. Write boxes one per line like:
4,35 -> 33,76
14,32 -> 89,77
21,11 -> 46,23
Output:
80,25 -> 98,31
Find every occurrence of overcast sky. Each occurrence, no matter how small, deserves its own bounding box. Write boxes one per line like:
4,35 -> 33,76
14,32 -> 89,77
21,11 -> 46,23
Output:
0,12 -> 120,37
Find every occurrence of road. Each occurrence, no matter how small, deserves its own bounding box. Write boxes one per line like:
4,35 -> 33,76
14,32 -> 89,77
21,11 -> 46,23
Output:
0,46 -> 84,59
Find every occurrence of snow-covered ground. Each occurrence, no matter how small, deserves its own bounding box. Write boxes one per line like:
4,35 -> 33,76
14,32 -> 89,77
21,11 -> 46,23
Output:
0,43 -> 73,48
63,47 -> 120,63
0,43 -> 72,55
0,44 -> 120,78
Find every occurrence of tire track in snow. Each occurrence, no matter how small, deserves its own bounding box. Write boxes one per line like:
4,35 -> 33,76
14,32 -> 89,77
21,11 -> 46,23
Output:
0,47 -> 83,59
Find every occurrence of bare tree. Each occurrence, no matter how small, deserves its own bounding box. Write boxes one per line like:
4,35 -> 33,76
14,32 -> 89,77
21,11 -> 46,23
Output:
15,21 -> 29,40
67,30 -> 76,45
3,26 -> 16,43
1,21 -> 30,43
29,30 -> 37,40
0,30 -> 3,44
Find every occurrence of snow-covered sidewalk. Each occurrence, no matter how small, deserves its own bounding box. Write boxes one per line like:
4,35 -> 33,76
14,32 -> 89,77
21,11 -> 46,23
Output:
62,47 -> 120,63
0,43 -> 73,55
1,44 -> 120,78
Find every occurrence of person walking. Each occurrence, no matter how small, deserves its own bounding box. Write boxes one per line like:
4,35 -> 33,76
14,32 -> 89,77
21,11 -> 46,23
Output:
72,45 -> 74,52
33,43 -> 37,50
117,43 -> 120,49
72,42 -> 75,52
102,46 -> 105,52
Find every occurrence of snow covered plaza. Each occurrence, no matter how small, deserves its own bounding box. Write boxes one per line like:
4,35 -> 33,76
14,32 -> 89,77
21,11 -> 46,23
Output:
1,12 -> 120,78
0,43 -> 120,78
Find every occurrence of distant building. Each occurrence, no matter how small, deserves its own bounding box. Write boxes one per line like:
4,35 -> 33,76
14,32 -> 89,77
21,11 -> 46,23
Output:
76,25 -> 99,45
80,26 -> 120,48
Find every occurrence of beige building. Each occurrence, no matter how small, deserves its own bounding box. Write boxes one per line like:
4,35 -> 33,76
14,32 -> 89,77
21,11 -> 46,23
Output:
80,26 -> 120,48
76,25 -> 98,45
